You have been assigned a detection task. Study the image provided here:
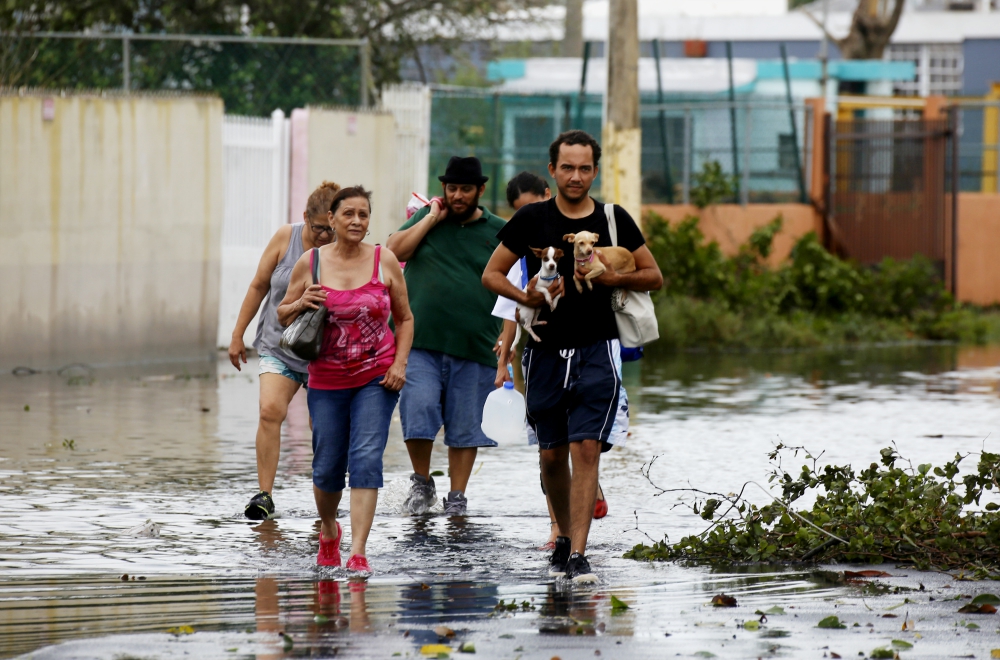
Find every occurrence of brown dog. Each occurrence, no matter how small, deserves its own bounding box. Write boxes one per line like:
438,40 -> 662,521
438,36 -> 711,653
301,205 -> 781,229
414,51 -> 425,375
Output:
563,231 -> 635,293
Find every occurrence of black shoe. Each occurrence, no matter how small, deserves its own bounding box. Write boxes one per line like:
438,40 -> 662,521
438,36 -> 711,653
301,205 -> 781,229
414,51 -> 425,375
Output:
548,536 -> 571,576
245,491 -> 275,520
565,552 -> 599,584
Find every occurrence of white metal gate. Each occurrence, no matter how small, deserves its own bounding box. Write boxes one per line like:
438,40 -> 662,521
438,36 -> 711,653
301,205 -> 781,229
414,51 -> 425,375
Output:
382,83 -> 432,220
218,110 -> 291,348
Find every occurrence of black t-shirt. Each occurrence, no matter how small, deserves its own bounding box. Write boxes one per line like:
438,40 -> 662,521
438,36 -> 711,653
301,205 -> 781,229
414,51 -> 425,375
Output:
497,197 -> 645,349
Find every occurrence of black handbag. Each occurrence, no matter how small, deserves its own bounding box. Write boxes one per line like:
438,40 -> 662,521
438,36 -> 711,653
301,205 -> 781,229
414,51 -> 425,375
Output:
279,248 -> 326,361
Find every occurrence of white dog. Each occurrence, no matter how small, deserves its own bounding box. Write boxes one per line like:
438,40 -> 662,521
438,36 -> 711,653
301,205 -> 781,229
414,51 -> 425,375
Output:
516,246 -> 564,342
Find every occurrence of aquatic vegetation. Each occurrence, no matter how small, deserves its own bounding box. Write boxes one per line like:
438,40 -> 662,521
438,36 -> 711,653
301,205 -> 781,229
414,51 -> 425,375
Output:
644,212 -> 1000,350
625,444 -> 1000,577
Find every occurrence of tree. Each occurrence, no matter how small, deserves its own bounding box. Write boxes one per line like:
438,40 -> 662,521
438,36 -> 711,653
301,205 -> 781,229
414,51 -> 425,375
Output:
802,0 -> 906,60
0,0 -> 550,113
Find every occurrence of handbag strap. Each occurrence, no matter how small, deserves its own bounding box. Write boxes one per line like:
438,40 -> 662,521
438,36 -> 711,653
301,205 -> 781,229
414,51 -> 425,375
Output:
310,247 -> 320,285
604,203 -> 618,247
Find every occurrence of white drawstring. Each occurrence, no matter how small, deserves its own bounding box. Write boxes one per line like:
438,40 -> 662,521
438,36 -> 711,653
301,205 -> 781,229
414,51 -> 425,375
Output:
559,349 -> 575,388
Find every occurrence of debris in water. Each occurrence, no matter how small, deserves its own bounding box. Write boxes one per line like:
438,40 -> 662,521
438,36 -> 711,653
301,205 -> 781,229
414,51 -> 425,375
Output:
434,625 -> 455,638
23,405 -> 29,411
610,595 -> 629,613
711,594 -> 737,607
167,625 -> 194,635
420,644 -> 451,655
957,603 -> 997,614
124,519 -> 161,538
459,642 -> 476,653
844,570 -> 892,580
817,615 -> 846,629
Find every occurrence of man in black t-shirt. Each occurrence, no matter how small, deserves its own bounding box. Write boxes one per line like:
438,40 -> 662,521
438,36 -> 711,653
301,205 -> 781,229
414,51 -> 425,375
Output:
482,130 -> 663,583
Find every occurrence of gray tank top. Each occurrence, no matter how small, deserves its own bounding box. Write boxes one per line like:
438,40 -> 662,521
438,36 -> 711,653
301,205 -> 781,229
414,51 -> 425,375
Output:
254,222 -> 309,373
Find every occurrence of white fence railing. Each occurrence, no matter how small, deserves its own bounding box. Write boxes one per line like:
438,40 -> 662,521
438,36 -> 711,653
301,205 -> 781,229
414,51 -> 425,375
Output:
218,110 -> 290,348
216,89 -> 430,349
383,83 -> 432,216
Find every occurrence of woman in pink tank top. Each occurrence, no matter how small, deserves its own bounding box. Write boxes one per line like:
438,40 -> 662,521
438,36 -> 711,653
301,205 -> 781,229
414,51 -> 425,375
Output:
278,186 -> 414,575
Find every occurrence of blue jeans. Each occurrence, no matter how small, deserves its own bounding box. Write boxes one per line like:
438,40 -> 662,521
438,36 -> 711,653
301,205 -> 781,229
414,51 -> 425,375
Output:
399,348 -> 497,448
307,377 -> 400,492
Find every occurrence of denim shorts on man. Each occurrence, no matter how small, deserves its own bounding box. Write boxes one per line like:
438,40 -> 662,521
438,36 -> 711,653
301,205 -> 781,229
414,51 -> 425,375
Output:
399,348 -> 497,448
522,339 -> 621,449
259,354 -> 309,387
308,376 -> 399,492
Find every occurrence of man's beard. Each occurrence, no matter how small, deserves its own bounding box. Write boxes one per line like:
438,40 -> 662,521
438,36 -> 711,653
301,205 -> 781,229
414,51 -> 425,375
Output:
446,192 -> 480,222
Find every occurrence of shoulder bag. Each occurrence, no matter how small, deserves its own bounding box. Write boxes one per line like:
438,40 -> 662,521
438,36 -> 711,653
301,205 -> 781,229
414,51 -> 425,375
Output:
605,203 -> 660,348
279,247 -> 327,361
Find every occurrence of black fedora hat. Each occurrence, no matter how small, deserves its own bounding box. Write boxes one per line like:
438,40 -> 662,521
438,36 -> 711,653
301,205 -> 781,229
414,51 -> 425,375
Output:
438,156 -> 489,185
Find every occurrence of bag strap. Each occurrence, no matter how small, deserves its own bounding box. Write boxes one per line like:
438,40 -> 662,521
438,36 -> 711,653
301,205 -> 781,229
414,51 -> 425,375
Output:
604,203 -> 618,247
519,257 -> 528,289
310,247 -> 320,285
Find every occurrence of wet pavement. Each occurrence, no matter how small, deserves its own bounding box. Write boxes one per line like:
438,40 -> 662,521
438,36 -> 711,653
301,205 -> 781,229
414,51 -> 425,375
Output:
3,345 -> 1000,658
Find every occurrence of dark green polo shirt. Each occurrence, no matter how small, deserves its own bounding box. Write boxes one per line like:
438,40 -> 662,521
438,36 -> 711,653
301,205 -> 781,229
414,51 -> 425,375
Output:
397,205 -> 505,368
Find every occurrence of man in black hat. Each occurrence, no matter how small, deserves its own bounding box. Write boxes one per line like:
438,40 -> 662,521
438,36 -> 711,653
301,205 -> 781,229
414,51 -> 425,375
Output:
386,156 -> 509,516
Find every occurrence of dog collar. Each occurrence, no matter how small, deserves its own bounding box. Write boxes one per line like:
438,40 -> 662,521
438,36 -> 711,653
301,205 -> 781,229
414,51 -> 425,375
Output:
575,254 -> 594,264
538,273 -> 560,281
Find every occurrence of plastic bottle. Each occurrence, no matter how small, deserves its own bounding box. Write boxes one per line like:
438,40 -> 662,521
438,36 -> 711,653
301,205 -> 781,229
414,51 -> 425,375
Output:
480,365 -> 526,445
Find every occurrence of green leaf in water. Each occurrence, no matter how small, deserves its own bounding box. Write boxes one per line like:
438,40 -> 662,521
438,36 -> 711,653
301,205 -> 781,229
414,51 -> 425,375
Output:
743,620 -> 760,631
972,594 -> 1000,605
610,595 -> 630,613
459,642 -> 476,653
430,470 -> 445,477
817,616 -> 846,629
870,648 -> 895,659
694,653 -> 716,658
314,614 -> 329,624
966,622 -> 981,630
892,639 -> 913,649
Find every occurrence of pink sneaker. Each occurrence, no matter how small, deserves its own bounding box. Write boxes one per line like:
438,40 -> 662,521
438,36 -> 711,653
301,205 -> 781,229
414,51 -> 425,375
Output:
346,554 -> 371,575
317,522 -> 342,567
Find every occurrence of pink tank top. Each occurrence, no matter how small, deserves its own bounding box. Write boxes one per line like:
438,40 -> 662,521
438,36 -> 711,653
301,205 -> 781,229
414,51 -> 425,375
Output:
308,246 -> 396,390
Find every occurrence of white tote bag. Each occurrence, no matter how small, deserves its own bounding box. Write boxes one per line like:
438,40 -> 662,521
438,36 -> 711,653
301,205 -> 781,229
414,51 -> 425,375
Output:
605,203 -> 660,348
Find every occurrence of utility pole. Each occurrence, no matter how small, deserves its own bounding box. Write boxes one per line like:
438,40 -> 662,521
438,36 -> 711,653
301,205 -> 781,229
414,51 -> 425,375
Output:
602,0 -> 642,220
563,0 -> 584,58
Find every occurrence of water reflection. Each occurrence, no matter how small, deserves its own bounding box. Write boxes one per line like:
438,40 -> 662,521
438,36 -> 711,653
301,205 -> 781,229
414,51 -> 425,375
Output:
4,345 -> 1000,658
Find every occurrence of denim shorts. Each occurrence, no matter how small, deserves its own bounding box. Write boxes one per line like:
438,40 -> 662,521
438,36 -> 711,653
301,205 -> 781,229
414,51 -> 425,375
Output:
399,349 -> 497,448
307,377 -> 400,492
259,355 -> 308,387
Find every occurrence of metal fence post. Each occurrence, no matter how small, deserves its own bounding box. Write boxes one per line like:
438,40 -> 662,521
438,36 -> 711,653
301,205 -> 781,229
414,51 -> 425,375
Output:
683,108 -> 691,205
742,107 -> 751,205
122,35 -> 130,91
360,40 -> 371,107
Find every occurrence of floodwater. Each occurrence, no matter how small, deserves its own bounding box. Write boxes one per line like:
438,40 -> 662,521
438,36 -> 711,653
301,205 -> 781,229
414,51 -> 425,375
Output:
3,345 -> 1000,659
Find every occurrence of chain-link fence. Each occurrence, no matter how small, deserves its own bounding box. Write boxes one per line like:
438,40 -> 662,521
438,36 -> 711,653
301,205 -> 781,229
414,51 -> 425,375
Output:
429,88 -> 814,214
1,33 -> 368,116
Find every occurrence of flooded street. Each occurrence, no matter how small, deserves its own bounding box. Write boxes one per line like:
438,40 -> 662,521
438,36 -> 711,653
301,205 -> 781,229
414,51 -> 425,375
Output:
4,345 -> 1000,658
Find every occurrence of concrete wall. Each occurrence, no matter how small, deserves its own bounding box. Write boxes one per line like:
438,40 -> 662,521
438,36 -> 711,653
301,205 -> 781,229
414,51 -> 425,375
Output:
0,91 -> 223,370
306,107 -> 398,244
642,203 -> 821,266
956,193 -> 1000,305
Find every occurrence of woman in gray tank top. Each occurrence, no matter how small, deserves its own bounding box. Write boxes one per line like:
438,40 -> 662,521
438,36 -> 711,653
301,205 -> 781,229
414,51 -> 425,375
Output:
228,181 -> 341,520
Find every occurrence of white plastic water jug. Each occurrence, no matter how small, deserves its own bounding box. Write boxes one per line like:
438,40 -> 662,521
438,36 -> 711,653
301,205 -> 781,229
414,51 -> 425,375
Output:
481,369 -> 526,445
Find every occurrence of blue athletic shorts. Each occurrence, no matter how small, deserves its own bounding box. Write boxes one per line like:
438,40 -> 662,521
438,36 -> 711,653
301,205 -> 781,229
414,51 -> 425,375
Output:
522,340 -> 621,450
308,377 -> 400,492
399,348 -> 497,448
259,354 -> 308,387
